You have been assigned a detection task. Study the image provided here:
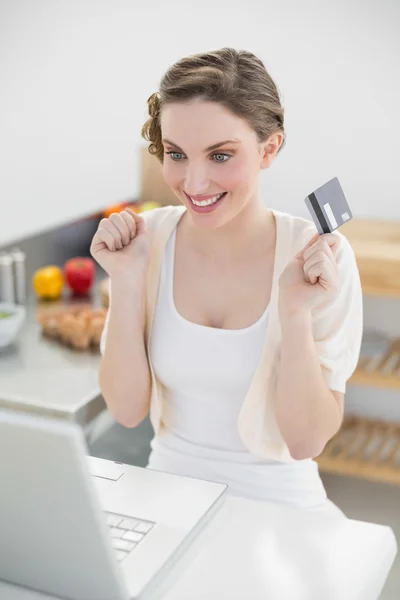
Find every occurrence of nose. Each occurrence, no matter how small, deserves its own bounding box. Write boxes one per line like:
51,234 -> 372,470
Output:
184,162 -> 210,195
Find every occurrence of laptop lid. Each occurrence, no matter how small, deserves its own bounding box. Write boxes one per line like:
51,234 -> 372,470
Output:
0,408 -> 129,600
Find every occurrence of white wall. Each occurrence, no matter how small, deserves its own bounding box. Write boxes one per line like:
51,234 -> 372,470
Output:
1,0 -> 399,246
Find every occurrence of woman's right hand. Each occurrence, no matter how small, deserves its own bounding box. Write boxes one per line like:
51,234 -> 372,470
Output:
90,208 -> 150,278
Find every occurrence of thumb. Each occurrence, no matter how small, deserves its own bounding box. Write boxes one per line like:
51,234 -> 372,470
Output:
295,232 -> 320,259
125,208 -> 148,238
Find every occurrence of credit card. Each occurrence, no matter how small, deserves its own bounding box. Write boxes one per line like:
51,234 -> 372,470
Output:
304,177 -> 352,233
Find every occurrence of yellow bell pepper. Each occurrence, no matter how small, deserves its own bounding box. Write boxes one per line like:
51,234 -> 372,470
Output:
32,266 -> 64,300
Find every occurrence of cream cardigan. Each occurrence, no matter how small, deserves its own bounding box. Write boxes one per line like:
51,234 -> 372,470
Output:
103,205 -> 363,463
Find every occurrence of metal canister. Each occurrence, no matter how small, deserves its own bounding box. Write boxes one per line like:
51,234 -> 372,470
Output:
10,247 -> 27,304
0,252 -> 15,303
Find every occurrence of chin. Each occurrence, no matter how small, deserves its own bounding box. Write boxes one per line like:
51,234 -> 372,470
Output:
190,210 -> 238,232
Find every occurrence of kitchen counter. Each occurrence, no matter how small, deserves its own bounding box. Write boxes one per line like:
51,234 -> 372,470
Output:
0,279 -> 107,427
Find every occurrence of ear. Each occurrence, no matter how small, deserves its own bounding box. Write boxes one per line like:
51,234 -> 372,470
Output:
260,132 -> 284,169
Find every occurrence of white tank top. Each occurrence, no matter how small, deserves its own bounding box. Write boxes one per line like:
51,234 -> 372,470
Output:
147,227 -> 328,509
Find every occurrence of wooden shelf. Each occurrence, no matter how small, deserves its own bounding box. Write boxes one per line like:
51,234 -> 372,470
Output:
350,339 -> 400,390
317,415 -> 400,485
341,219 -> 400,298
356,283 -> 400,299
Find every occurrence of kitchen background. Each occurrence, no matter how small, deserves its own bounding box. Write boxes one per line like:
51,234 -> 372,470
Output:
1,1 -> 400,598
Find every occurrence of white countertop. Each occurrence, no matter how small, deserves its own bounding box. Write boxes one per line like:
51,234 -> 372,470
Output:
0,495 -> 396,600
156,496 -> 397,600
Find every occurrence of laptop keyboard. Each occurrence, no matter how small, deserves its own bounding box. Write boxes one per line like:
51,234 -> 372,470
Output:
106,511 -> 156,562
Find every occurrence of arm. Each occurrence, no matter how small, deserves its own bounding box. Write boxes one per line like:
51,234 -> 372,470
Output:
276,308 -> 343,460
275,231 -> 362,460
90,207 -> 157,428
99,272 -> 151,428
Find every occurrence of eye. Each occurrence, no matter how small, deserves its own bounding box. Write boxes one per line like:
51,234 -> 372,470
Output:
165,150 -> 232,163
165,151 -> 185,161
212,153 -> 231,163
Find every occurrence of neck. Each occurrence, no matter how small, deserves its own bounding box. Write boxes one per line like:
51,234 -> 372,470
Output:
183,195 -> 275,259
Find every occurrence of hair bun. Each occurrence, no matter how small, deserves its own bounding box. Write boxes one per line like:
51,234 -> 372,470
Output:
147,92 -> 161,118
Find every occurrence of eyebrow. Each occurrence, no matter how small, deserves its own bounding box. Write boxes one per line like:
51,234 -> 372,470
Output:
161,139 -> 241,152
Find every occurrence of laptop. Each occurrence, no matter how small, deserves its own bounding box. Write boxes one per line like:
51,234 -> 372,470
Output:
0,408 -> 227,600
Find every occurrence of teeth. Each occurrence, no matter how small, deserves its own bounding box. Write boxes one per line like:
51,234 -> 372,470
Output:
190,193 -> 225,206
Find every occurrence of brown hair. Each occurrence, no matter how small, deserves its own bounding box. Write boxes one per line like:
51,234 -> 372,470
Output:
141,47 -> 286,163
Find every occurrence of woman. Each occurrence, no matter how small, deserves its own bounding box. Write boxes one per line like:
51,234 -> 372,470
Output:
91,47 -> 363,515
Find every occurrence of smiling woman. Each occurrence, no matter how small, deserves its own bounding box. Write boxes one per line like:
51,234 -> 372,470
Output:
141,49 -> 285,232
93,47 -> 362,515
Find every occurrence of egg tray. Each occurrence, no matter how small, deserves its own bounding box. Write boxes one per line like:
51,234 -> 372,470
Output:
37,305 -> 107,351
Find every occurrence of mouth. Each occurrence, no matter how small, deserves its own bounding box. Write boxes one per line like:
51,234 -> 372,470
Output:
184,191 -> 227,213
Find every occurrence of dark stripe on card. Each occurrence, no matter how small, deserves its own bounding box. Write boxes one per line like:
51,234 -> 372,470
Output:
309,193 -> 330,233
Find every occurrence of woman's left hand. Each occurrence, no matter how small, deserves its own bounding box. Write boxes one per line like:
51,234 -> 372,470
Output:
279,232 -> 341,315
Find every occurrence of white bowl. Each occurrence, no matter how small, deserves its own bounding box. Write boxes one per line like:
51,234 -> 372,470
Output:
0,303 -> 26,348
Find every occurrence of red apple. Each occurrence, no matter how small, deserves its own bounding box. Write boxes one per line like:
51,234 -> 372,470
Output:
64,257 -> 95,295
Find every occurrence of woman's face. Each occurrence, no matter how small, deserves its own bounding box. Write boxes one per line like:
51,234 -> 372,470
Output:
160,99 -> 281,230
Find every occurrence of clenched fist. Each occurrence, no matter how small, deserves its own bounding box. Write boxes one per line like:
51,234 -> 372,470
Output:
90,208 -> 150,278
279,232 -> 341,315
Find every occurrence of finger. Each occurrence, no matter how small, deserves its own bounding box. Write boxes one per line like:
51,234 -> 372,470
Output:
298,232 -> 341,262
303,238 -> 336,264
303,251 -> 326,284
304,259 -> 325,285
125,208 -> 147,237
320,233 -> 341,255
99,218 -> 123,250
120,209 -> 137,239
96,227 -> 118,252
109,212 -> 131,246
304,252 -> 338,286
308,259 -> 338,291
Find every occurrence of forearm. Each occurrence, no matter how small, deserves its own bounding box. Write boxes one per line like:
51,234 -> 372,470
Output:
99,273 -> 151,427
275,309 -> 343,460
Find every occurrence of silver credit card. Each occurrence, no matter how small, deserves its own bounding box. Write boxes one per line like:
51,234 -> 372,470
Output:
304,177 -> 352,233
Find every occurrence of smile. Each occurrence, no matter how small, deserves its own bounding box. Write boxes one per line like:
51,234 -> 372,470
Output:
184,192 -> 227,213
189,193 -> 225,206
